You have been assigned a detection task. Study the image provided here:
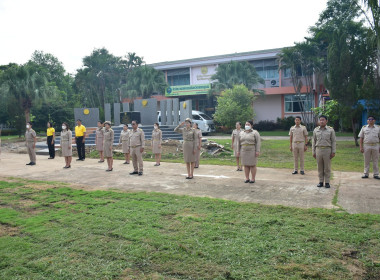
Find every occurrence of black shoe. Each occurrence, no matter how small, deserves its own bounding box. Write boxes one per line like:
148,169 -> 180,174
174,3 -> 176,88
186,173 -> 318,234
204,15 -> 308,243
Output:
130,171 -> 138,175
317,182 -> 323,188
48,157 -> 54,159
244,179 -> 250,183
325,183 -> 331,188
106,168 -> 113,172
292,171 -> 298,175
374,175 -> 380,180
300,171 -> 305,175
250,180 -> 255,184
76,159 -> 82,161
30,162 -> 36,165
362,175 -> 369,178
138,172 -> 143,176
123,161 -> 129,164
26,162 -> 32,165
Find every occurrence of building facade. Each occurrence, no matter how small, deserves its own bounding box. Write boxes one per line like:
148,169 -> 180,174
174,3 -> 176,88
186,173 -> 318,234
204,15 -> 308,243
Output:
150,48 -> 326,123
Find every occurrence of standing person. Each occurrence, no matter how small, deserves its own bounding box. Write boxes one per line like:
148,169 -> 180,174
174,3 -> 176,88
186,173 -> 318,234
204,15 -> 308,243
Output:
75,119 -> 86,161
95,121 -> 105,163
237,120 -> 261,183
129,120 -> 145,176
25,122 -> 37,166
358,115 -> 380,179
46,121 -> 55,159
61,122 -> 72,168
193,123 -> 202,168
119,124 -> 130,164
103,121 -> 114,172
174,118 -> 196,179
289,116 -> 308,175
152,123 -> 162,166
312,115 -> 336,188
231,121 -> 242,171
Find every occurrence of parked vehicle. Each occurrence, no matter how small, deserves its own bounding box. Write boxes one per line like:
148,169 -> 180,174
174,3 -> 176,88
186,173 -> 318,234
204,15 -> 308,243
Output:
157,110 -> 215,134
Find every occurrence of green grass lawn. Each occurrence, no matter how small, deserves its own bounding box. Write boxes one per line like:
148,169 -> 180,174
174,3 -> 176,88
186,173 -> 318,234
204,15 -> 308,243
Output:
209,131 -> 355,137
0,178 -> 379,279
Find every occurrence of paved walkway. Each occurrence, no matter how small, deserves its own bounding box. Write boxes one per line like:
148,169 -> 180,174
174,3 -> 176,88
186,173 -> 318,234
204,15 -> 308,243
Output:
0,152 -> 379,214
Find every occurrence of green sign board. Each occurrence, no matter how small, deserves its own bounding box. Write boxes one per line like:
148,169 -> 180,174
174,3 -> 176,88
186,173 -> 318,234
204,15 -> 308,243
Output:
165,84 -> 210,96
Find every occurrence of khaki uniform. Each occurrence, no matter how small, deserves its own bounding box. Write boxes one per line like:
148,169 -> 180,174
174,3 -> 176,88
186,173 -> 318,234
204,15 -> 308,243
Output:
194,129 -> 202,167
358,125 -> 380,176
174,125 -> 196,163
237,130 -> 261,166
231,129 -> 242,157
119,130 -> 130,154
129,128 -> 145,172
312,126 -> 336,183
61,130 -> 72,157
289,125 -> 308,171
95,128 -> 104,152
152,129 -> 162,154
25,129 -> 36,163
103,128 -> 114,158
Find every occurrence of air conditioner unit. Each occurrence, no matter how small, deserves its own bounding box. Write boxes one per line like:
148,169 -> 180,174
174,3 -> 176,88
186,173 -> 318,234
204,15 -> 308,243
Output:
270,79 -> 280,87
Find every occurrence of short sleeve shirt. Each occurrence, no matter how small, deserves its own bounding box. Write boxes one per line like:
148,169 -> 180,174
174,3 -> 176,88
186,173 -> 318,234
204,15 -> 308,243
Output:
358,125 -> 380,144
75,125 -> 86,137
289,125 -> 308,142
47,127 -> 55,136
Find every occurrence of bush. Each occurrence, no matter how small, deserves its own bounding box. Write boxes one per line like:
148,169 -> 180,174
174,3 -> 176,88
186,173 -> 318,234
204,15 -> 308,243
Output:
253,120 -> 280,131
276,116 -> 295,130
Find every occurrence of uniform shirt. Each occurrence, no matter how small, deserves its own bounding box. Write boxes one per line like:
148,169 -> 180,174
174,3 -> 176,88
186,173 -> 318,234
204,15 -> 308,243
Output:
238,130 -> 261,153
119,129 -> 130,144
61,130 -> 72,142
312,126 -> 336,154
174,126 -> 196,141
358,125 -> 380,144
25,129 -> 36,142
129,128 -> 145,148
289,125 -> 308,142
75,125 -> 86,137
104,128 -> 114,142
152,129 -> 162,142
47,127 -> 55,136
231,129 -> 241,147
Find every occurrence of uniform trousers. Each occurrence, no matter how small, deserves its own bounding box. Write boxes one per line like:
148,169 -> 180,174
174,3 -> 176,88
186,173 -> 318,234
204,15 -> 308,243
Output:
316,147 -> 332,183
363,144 -> 379,176
76,136 -> 85,160
131,146 -> 143,172
26,142 -> 36,163
292,142 -> 305,171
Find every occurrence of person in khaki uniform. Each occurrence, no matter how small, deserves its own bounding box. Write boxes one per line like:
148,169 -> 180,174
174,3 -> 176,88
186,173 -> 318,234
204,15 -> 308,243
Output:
129,120 -> 145,176
152,123 -> 162,166
174,118 -> 196,179
25,122 -> 37,165
237,120 -> 261,183
358,115 -> 380,179
289,116 -> 308,175
193,123 -> 202,168
103,121 -> 114,172
312,115 -> 336,188
60,122 -> 72,169
231,121 -> 242,171
119,124 -> 130,164
95,121 -> 104,163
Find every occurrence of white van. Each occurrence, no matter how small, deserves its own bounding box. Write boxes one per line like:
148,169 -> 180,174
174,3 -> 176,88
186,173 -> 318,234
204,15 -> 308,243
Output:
157,110 -> 215,134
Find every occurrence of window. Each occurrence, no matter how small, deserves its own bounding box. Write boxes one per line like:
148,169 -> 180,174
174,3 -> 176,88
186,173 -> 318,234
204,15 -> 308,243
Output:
250,59 -> 279,79
285,94 -> 314,113
192,114 -> 201,120
167,68 -> 190,86
199,113 -> 212,120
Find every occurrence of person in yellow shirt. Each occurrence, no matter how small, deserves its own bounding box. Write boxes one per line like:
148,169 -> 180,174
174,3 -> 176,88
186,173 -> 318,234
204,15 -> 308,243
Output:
75,119 -> 86,161
46,121 -> 55,159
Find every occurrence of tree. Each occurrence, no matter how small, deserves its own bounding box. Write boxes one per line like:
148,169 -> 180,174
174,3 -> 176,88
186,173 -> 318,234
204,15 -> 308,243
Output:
121,65 -> 167,99
213,85 -> 255,129
210,61 -> 264,95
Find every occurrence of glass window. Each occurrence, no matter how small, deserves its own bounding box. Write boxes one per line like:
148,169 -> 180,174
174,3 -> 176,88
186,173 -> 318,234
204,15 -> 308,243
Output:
192,114 -> 201,120
250,59 -> 279,79
199,113 -> 212,120
167,68 -> 190,86
284,94 -> 314,113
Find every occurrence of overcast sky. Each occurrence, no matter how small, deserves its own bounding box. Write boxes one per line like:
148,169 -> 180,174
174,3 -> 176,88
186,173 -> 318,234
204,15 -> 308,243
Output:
0,0 -> 328,74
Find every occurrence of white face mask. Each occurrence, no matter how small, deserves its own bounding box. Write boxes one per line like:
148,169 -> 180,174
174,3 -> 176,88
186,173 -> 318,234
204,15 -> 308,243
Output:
26,125 -> 30,129
154,125 -> 158,129
62,126 -> 66,130
245,125 -> 251,130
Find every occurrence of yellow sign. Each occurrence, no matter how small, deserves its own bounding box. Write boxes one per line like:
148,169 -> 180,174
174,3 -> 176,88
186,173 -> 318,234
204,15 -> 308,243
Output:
142,100 -> 148,107
183,102 -> 187,109
201,66 -> 208,74
83,109 -> 90,115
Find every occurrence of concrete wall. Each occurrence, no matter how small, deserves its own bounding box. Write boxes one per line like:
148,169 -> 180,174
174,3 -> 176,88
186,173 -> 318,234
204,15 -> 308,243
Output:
252,95 -> 282,123
74,108 -> 99,127
134,98 -> 157,125
114,103 -> 121,126
180,100 -> 192,122
104,103 -> 111,122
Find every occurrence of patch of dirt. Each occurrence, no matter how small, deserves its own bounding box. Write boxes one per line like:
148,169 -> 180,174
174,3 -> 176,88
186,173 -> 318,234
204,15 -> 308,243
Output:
0,223 -> 20,237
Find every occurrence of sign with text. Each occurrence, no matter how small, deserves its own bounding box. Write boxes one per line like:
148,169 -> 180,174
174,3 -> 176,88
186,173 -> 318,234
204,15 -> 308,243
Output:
165,84 -> 211,96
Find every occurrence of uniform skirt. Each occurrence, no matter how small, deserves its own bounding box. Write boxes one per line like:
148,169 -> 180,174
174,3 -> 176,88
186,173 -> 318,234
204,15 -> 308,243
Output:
96,137 -> 104,151
152,140 -> 162,154
240,145 -> 257,166
61,141 -> 72,157
122,140 -> 130,153
183,140 -> 195,163
233,141 -> 240,157
103,140 -> 113,158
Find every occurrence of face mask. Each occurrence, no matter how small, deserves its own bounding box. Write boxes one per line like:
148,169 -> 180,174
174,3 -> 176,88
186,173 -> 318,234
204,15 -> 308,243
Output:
245,125 -> 251,130
62,126 -> 66,130
26,125 -> 30,129
154,126 -> 158,129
